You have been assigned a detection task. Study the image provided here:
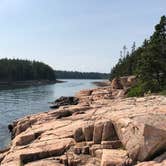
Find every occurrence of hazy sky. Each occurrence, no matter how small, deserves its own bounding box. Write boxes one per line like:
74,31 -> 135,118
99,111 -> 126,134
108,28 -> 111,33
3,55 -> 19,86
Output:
0,0 -> 165,72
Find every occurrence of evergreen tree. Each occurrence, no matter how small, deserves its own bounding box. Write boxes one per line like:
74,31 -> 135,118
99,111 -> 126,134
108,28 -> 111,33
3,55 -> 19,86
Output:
0,59 -> 56,82
110,15 -> 166,94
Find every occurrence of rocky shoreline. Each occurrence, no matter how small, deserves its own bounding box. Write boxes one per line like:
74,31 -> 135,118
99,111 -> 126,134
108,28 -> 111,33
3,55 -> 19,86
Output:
0,76 -> 166,166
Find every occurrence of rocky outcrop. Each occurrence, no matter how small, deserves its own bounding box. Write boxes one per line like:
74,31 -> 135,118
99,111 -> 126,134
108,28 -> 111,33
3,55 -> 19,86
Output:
50,96 -> 79,109
111,75 -> 137,89
0,79 -> 166,166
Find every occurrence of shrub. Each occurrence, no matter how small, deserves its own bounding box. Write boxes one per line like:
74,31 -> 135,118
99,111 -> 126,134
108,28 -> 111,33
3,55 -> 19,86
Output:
127,83 -> 145,97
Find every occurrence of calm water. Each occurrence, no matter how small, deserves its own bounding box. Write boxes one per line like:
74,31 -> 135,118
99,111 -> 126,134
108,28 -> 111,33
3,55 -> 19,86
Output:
0,79 -> 100,149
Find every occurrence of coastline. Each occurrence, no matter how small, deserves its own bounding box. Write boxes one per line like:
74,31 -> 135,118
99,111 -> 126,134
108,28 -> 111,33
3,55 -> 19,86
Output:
0,77 -> 166,165
0,79 -> 65,89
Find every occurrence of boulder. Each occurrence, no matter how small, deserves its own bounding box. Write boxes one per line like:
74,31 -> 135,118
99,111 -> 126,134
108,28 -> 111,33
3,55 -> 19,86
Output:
111,112 -> 166,161
101,149 -> 132,166
111,78 -> 123,89
102,121 -> 118,141
111,75 -> 137,90
50,96 -> 79,109
74,128 -> 85,142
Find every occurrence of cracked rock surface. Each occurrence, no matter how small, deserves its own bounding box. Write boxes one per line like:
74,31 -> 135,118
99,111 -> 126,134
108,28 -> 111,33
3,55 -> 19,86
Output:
0,77 -> 166,166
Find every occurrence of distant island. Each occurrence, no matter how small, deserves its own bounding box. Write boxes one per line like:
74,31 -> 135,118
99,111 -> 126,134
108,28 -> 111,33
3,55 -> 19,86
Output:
0,58 -> 56,87
55,70 -> 109,79
0,59 -> 109,88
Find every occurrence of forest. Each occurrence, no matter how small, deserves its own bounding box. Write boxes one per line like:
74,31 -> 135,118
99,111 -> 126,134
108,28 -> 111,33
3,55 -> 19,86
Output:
0,59 -> 56,82
110,15 -> 166,96
55,70 -> 109,79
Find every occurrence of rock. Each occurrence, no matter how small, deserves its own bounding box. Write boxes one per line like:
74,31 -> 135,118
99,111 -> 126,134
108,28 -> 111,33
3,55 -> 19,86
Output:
136,152 -> 166,166
1,138 -> 74,166
24,159 -> 64,166
90,144 -> 103,157
111,75 -> 137,90
111,77 -> 123,89
1,85 -> 166,166
136,161 -> 166,166
86,141 -> 94,147
73,146 -> 82,155
102,121 -> 118,141
75,89 -> 93,97
0,153 -> 6,163
14,132 -> 35,146
83,123 -> 94,141
81,146 -> 89,154
50,96 -> 79,109
154,152 -> 166,162
135,152 -> 166,166
101,140 -> 122,149
112,114 -> 166,161
94,149 -> 103,159
93,122 -> 104,144
101,149 -> 132,166
68,158 -> 81,166
56,110 -> 72,119
74,128 -> 85,142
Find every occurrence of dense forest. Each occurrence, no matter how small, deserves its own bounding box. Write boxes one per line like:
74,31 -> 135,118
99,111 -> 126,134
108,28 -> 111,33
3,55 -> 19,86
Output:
110,16 -> 166,96
0,59 -> 56,82
55,70 -> 109,79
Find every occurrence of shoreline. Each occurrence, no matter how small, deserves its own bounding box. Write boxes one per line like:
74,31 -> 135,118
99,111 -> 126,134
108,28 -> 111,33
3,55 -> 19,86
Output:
0,76 -> 166,165
0,79 -> 65,90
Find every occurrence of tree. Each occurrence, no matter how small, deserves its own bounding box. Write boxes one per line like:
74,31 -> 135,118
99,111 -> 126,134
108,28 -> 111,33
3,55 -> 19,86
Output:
138,15 -> 166,91
0,59 -> 56,82
131,42 -> 136,53
110,15 -> 166,94
123,45 -> 127,57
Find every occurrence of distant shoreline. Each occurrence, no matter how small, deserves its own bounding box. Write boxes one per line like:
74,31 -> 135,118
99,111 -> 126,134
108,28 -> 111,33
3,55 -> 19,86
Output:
0,80 -> 64,89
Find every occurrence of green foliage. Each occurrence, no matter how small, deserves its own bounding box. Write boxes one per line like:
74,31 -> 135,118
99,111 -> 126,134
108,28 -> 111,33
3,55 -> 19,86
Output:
110,15 -> 166,95
55,70 -> 109,79
127,83 -> 145,97
0,58 -> 56,82
159,89 -> 166,96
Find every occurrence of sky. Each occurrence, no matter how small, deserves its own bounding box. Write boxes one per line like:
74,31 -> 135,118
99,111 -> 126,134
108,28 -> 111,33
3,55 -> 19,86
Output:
0,0 -> 165,73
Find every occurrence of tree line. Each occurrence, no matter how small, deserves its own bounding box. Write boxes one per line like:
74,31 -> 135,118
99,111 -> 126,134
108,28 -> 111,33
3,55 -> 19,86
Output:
55,70 -> 109,79
0,58 -> 56,82
110,15 -> 166,96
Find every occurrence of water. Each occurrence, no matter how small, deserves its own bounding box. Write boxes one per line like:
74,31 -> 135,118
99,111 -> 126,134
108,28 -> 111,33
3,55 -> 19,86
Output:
0,79 -> 100,149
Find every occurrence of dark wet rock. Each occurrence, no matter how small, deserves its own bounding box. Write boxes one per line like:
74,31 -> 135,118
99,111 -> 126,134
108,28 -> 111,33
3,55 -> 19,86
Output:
50,96 -> 79,109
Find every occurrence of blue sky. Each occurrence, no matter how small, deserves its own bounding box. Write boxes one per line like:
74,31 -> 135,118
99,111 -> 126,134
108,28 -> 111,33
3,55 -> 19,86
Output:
0,0 -> 165,72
